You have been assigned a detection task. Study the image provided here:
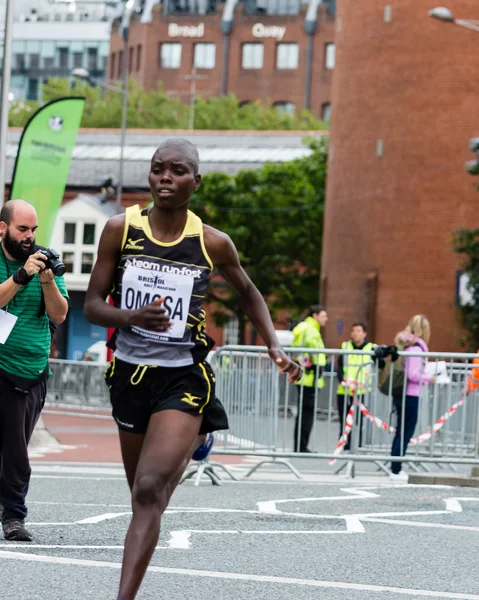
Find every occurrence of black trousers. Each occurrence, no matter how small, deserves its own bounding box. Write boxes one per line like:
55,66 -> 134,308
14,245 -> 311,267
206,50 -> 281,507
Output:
294,386 -> 316,452
0,376 -> 46,523
337,394 -> 364,451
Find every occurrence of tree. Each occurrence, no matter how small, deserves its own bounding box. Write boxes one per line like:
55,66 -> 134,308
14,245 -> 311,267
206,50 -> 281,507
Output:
8,78 -> 327,131
191,139 -> 328,342
452,228 -> 479,351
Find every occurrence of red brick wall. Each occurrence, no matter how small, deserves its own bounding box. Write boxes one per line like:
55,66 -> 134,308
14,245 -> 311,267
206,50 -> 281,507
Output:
322,0 -> 479,351
109,4 -> 335,116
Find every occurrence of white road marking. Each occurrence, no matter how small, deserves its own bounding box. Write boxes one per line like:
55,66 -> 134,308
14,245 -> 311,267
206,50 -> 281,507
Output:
0,551 -> 478,599
444,497 -> 479,513
32,475 -> 125,481
445,499 -> 463,512
32,465 -> 124,476
167,531 -> 191,549
256,501 -> 281,514
257,487 -> 380,514
76,512 -> 131,524
0,544 -> 169,550
362,518 -> 479,533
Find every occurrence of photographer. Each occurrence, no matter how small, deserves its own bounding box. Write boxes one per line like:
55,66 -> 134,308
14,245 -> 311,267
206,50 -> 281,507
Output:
0,200 -> 68,542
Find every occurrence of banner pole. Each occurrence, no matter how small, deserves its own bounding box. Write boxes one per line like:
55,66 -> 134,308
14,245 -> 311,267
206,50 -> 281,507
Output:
0,0 -> 15,206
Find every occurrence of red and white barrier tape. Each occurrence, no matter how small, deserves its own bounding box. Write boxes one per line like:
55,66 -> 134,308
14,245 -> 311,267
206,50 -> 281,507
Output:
358,403 -> 396,434
330,394 -> 467,464
358,394 -> 467,445
329,403 -> 355,464
409,395 -> 466,446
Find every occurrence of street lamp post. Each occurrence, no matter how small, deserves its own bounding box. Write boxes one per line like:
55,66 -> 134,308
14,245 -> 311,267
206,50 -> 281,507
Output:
429,7 -> 479,33
72,0 -> 133,214
73,68 -> 127,213
0,0 -> 15,206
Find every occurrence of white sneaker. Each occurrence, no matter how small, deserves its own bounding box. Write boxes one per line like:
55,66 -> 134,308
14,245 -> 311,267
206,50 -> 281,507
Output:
389,472 -> 408,483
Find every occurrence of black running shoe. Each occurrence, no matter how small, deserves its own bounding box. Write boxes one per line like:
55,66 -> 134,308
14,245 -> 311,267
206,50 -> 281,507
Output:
3,519 -> 33,542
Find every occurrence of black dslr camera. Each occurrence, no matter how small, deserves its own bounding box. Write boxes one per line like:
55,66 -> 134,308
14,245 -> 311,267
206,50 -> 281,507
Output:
35,245 -> 66,276
373,345 -> 399,366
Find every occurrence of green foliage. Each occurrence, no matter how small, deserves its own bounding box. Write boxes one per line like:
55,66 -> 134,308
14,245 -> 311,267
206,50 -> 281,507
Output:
191,139 -> 328,337
452,228 -> 479,350
8,78 -> 327,131
8,100 -> 40,127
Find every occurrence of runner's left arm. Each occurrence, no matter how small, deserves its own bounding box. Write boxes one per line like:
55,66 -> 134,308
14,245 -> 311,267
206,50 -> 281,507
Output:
204,225 -> 302,383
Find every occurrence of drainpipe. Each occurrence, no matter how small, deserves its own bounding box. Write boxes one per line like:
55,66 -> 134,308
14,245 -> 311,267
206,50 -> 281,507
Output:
221,0 -> 236,96
304,0 -> 321,111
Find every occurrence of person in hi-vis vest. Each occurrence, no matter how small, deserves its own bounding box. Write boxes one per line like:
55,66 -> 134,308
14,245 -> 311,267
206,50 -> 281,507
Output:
291,305 -> 328,452
336,323 -> 375,451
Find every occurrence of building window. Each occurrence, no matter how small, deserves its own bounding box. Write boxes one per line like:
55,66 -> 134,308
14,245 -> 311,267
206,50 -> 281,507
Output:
276,43 -> 299,69
44,57 -> 54,68
57,48 -> 69,69
136,45 -> 142,71
128,47 -> 134,72
81,253 -> 94,274
325,43 -> 335,70
274,101 -> 295,116
242,43 -> 264,69
62,252 -> 75,274
64,223 -> 76,244
321,102 -> 331,123
83,223 -> 96,245
118,51 -> 123,79
73,52 -> 83,68
88,48 -> 98,70
29,54 -> 40,68
223,316 -> 239,345
15,54 -> 25,69
159,43 -> 182,69
194,43 -> 216,69
27,79 -> 38,101
110,53 -> 116,80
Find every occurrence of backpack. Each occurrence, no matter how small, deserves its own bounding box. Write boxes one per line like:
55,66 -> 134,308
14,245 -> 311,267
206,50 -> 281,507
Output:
377,344 -> 418,396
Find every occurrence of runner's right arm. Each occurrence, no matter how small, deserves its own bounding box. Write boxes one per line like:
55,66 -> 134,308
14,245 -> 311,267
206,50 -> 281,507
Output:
84,216 -> 171,331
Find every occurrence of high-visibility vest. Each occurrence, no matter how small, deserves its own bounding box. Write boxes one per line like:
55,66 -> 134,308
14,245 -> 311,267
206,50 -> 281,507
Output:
466,352 -> 479,393
337,340 -> 374,396
291,316 -> 326,389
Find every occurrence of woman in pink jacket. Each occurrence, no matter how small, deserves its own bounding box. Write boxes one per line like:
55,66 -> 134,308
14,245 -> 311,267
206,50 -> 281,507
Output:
390,315 -> 435,481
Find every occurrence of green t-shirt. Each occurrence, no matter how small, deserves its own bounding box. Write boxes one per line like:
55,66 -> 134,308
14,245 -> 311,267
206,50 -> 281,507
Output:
0,253 -> 68,379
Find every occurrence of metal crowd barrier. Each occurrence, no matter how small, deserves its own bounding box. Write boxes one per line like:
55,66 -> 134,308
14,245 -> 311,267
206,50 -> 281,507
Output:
44,348 -> 479,481
208,345 -> 479,478
47,358 -> 110,407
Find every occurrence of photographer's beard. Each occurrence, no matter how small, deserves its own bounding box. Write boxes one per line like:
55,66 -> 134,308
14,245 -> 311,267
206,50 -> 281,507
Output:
2,227 -> 35,262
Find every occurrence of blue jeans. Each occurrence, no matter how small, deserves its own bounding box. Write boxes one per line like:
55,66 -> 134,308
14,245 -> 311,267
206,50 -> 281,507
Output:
391,395 -> 419,475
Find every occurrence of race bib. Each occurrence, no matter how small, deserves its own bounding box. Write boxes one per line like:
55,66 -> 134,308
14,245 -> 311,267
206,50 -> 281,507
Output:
121,265 -> 193,341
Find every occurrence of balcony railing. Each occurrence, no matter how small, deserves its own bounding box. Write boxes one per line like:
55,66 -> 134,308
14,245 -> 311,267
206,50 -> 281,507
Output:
243,0 -> 301,16
164,0 -> 220,15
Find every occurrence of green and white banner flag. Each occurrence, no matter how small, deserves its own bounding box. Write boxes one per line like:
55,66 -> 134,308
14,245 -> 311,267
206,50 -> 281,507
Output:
9,97 -> 85,246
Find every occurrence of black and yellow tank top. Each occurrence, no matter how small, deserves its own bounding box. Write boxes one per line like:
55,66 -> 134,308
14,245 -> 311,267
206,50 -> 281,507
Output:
111,205 -> 214,367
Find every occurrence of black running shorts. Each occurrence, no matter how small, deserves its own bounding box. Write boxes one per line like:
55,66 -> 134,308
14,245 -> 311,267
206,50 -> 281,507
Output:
104,357 -> 229,435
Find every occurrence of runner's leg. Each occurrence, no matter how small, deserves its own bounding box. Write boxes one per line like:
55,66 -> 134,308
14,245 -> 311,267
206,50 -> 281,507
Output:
117,409 -> 202,600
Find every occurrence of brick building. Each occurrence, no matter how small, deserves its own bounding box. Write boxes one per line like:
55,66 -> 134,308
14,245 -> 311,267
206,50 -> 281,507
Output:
322,1 -> 479,350
108,0 -> 336,120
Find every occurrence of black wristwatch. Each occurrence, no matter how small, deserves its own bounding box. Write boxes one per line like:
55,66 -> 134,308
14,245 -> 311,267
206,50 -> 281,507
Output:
13,267 -> 34,286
